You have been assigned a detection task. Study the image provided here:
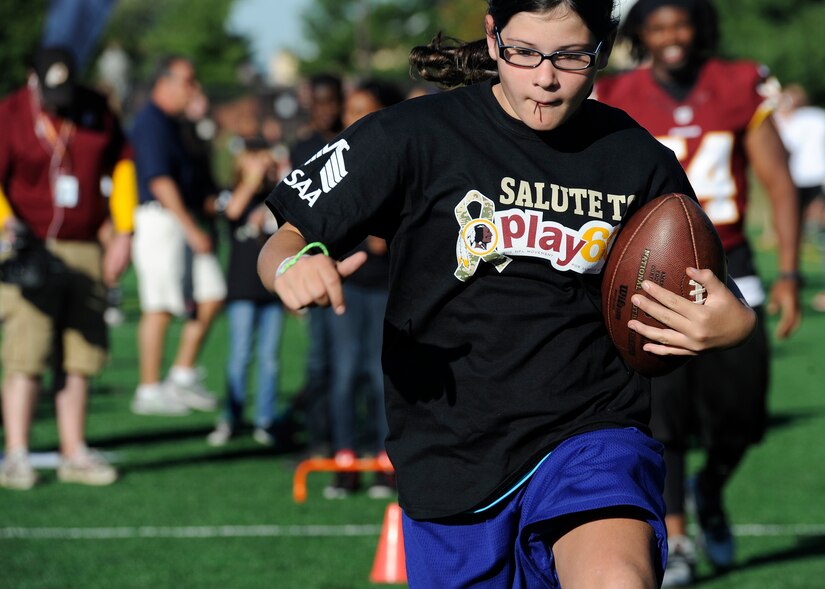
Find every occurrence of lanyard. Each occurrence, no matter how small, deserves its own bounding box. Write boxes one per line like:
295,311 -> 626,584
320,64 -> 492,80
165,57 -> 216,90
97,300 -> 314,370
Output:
27,76 -> 77,237
28,76 -> 75,173
35,112 -> 75,171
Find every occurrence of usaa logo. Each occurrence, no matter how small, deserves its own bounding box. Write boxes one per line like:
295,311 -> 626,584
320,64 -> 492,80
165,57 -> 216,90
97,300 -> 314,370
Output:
283,139 -> 350,207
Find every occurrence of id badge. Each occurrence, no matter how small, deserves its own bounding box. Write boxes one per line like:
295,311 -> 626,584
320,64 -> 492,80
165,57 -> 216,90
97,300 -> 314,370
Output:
55,174 -> 79,208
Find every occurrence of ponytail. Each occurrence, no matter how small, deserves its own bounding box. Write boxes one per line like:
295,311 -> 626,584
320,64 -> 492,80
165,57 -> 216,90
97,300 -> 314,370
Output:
409,0 -> 619,88
409,33 -> 496,88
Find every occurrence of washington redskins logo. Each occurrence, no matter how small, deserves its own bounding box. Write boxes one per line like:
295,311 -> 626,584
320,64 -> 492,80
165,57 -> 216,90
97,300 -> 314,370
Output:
461,219 -> 498,256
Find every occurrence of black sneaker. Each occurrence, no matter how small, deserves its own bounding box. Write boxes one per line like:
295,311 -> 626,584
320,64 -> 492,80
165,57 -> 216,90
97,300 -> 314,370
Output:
323,471 -> 361,499
687,475 -> 735,569
323,450 -> 361,499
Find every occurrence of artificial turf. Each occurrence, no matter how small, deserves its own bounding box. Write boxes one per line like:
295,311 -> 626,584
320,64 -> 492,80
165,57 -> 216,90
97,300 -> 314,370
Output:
1,229 -> 824,589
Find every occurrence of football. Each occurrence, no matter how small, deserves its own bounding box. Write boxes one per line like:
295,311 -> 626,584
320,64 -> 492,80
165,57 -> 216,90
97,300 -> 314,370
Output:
602,193 -> 726,377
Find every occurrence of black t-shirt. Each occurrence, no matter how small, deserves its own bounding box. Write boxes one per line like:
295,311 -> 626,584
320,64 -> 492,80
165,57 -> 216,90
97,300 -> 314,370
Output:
178,119 -> 219,213
290,131 -> 328,170
346,240 -> 389,290
226,189 -> 280,303
267,79 -> 694,520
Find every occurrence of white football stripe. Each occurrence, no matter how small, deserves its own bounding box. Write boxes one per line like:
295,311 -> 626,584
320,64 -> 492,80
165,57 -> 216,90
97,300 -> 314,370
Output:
0,524 -> 381,540
1,523 -> 823,541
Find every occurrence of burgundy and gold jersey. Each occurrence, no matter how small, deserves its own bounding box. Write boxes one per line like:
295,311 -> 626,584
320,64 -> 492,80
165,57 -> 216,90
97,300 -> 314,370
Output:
0,84 -> 131,241
595,58 -> 778,251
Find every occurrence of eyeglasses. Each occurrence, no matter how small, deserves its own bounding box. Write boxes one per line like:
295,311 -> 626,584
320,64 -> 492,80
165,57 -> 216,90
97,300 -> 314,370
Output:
495,28 -> 602,71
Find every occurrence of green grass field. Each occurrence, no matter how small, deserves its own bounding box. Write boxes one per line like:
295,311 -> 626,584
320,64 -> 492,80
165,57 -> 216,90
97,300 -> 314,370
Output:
2,221 -> 825,588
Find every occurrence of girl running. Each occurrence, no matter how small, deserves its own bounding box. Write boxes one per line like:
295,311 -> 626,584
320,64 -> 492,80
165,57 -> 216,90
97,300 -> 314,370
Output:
260,1 -> 756,586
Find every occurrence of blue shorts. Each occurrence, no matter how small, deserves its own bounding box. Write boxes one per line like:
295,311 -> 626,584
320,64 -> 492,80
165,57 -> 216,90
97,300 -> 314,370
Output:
401,428 -> 667,588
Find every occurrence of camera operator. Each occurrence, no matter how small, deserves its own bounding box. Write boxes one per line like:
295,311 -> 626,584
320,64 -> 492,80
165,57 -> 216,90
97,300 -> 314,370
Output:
0,46 -> 136,489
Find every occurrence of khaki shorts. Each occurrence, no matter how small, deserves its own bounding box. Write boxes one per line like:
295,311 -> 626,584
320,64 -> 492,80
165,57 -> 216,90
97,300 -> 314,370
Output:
0,240 -> 107,377
132,203 -> 226,315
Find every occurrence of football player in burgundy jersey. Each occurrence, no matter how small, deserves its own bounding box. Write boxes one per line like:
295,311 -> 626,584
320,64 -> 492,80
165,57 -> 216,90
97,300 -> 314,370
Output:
596,0 -> 801,584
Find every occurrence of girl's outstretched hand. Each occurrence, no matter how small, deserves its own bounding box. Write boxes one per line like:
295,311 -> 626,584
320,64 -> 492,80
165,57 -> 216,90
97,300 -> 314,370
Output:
273,250 -> 367,315
627,267 -> 756,358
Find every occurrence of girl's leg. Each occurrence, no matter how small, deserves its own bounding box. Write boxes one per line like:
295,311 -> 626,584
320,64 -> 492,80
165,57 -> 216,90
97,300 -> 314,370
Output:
516,429 -> 667,588
553,516 -> 658,589
364,289 -> 389,453
663,446 -> 687,536
225,301 -> 255,428
328,286 -> 364,453
254,302 -> 284,430
303,306 -> 333,456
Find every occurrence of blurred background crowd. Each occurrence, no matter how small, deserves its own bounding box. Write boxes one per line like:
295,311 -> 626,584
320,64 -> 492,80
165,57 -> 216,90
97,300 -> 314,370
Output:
1,0 -> 824,502
1,3 -> 825,587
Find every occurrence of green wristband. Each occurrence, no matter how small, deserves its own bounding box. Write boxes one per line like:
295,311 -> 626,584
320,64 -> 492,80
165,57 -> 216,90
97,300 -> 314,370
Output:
276,242 -> 330,277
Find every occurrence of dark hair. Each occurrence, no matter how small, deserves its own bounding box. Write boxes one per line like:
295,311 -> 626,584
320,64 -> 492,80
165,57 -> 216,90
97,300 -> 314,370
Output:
309,73 -> 344,100
621,0 -> 719,63
410,0 -> 618,88
355,79 -> 405,108
151,54 -> 193,87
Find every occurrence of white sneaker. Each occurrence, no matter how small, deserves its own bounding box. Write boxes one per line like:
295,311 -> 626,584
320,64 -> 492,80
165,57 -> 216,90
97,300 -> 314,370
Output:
0,448 -> 37,490
165,377 -> 217,412
131,383 -> 190,416
103,306 -> 125,326
206,423 -> 233,447
252,427 -> 275,447
662,535 -> 696,587
58,446 -> 117,486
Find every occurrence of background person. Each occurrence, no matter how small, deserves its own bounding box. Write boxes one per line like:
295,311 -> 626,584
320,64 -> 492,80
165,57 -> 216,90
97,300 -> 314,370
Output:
129,55 -> 226,416
206,137 -> 285,447
258,1 -> 756,585
0,46 -> 133,489
288,73 -> 345,458
595,0 -> 801,584
323,79 -> 404,499
775,83 -> 825,311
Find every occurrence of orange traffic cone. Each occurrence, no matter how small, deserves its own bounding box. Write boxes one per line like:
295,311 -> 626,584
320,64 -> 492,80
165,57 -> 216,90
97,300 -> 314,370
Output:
369,502 -> 407,584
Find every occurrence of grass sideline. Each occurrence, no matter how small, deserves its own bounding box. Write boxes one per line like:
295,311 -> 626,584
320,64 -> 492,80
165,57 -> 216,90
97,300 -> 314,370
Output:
1,232 -> 825,588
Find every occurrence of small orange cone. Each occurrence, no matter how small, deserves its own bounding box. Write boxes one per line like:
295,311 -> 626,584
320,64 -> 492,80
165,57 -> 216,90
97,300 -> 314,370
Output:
369,502 -> 407,584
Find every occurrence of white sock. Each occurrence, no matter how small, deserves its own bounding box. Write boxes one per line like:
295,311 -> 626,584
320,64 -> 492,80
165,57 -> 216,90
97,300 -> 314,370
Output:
136,383 -> 162,396
169,366 -> 197,386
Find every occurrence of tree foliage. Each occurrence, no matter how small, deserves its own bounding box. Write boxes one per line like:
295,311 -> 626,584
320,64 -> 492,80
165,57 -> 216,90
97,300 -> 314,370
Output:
716,0 -> 825,104
298,0 -> 441,79
104,0 -> 252,93
0,0 -> 48,97
0,0 -> 252,100
436,0 -> 487,42
297,0 -> 825,104
3,1 -> 823,105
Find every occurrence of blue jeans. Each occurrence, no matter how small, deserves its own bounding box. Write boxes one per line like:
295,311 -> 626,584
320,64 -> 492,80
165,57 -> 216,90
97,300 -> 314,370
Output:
224,300 -> 284,429
328,284 -> 388,453
303,306 -> 334,454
